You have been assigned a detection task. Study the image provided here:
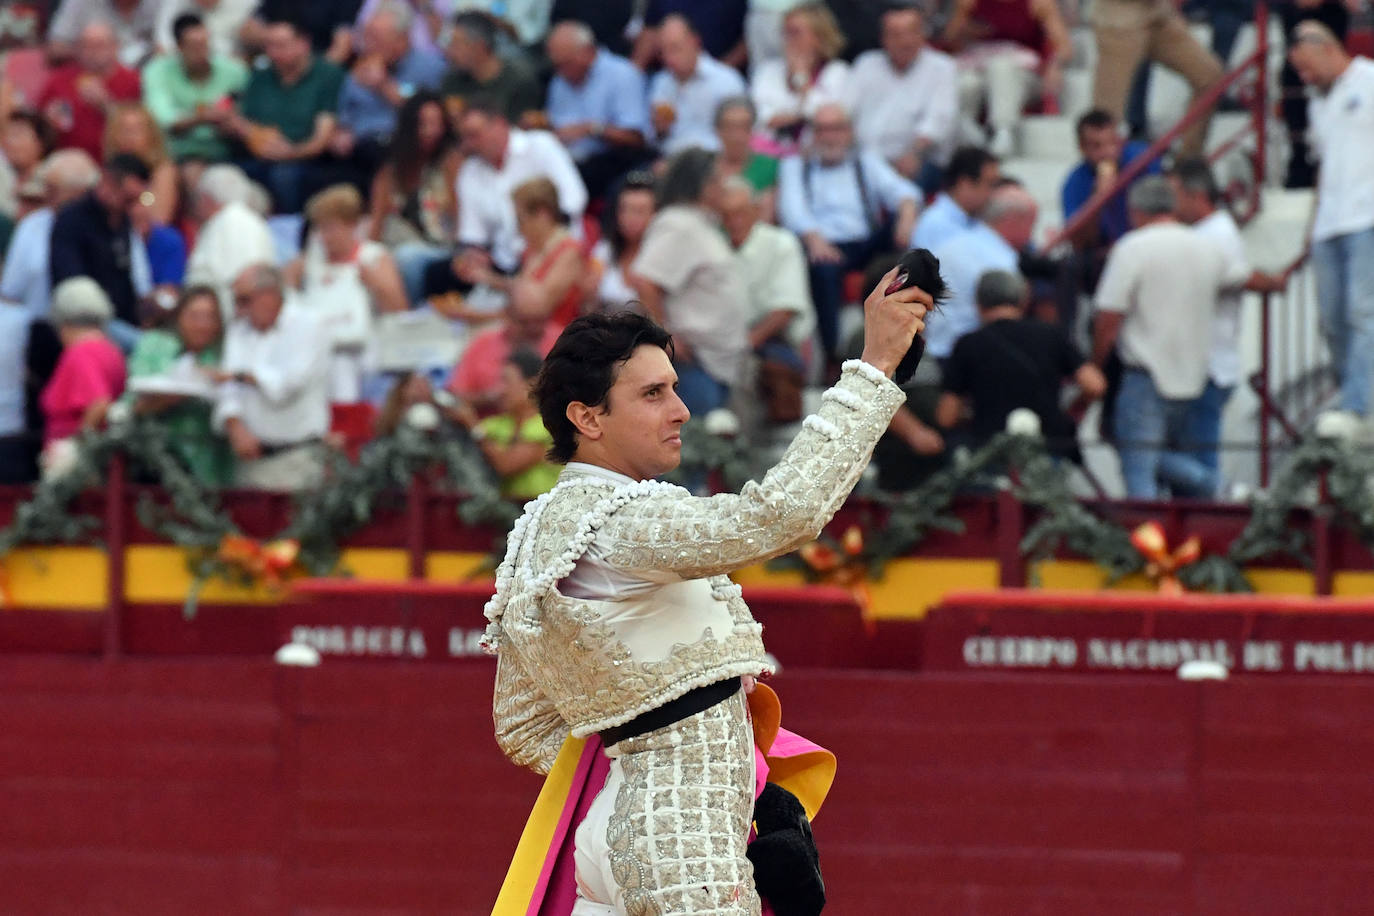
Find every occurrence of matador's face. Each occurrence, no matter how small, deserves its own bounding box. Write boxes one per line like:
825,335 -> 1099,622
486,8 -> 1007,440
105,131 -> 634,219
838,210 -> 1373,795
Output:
592,345 -> 690,481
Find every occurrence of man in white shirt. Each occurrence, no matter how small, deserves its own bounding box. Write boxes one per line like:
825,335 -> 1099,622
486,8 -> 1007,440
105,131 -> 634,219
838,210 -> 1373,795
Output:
1091,176 -> 1249,500
720,176 -> 816,423
0,150 -> 100,320
184,164 -> 278,319
777,102 -> 920,364
927,181 -> 1037,361
450,101 -> 588,280
213,263 -> 332,491
1290,21 -> 1374,419
911,145 -> 1000,250
1168,157 -> 1286,483
647,15 -> 747,155
845,2 -> 958,193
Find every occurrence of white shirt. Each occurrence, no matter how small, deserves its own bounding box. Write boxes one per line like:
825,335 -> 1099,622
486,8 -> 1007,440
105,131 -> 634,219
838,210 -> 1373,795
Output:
1193,210 -> 1251,388
456,128 -> 588,273
590,238 -> 638,313
185,200 -> 278,319
733,221 -> 815,350
777,151 -> 920,243
1095,220 -> 1248,399
647,53 -> 748,154
557,462 -> 661,600
749,58 -> 850,143
846,48 -> 959,165
0,207 -> 55,318
631,204 -> 749,386
214,304 -> 332,444
1309,56 -> 1374,241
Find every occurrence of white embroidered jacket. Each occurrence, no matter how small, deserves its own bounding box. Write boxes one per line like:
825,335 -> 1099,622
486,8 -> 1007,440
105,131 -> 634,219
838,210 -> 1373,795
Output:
484,361 -> 906,773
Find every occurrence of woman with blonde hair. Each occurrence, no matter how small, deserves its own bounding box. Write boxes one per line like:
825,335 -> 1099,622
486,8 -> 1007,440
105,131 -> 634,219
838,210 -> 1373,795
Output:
462,176 -> 587,327
749,2 -> 851,150
103,103 -> 179,225
287,183 -> 409,403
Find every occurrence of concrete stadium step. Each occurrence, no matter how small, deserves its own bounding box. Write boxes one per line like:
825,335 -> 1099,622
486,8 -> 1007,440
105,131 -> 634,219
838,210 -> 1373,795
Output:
1019,114 -> 1079,162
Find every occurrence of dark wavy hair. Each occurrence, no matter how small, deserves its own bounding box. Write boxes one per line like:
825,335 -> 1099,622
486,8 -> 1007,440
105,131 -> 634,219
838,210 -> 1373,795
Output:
535,312 -> 674,463
602,170 -> 656,259
387,90 -> 456,193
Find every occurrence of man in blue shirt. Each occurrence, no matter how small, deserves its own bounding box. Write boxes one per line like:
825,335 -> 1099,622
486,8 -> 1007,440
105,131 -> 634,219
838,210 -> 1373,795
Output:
336,1 -> 446,186
911,145 -> 1000,250
778,102 -> 920,364
1060,108 -> 1162,251
545,20 -> 651,198
647,15 -> 746,155
927,183 -> 1038,362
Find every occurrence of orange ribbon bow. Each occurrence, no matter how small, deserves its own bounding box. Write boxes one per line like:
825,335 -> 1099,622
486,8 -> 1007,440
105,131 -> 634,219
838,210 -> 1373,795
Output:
215,535 -> 301,588
799,525 -> 874,631
1129,521 -> 1201,596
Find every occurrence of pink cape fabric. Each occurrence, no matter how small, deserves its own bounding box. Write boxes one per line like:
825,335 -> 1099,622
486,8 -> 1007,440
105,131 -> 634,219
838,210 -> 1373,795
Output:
528,728 -> 825,915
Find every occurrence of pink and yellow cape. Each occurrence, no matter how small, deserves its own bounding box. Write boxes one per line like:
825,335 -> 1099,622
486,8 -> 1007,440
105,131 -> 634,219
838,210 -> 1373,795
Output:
490,685 -> 836,916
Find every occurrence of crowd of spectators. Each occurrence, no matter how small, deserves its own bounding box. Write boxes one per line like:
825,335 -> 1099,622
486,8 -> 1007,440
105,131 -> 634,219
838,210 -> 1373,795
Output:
0,0 -> 1350,505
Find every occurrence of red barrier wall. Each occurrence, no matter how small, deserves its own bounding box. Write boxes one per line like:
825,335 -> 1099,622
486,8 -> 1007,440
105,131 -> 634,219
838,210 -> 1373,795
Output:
5,658 -> 1374,914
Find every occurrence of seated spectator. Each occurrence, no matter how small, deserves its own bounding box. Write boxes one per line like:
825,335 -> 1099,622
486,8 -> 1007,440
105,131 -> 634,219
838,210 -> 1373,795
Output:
452,347 -> 560,499
0,301 -> 35,484
351,0 -> 443,59
544,20 -> 651,199
49,153 -> 153,351
1168,156 -> 1285,485
129,179 -> 187,291
450,0 -> 555,49
1061,108 -> 1162,251
587,171 -> 655,312
720,175 -> 816,423
446,281 -> 561,410
942,0 -> 1073,157
750,2 -> 850,152
212,263 -> 332,491
142,12 -> 250,166
1090,177 -> 1247,500
714,97 -> 778,221
246,0 -> 362,62
778,102 -> 919,365
846,3 -> 957,192
367,90 -> 461,305
629,147 -> 748,416
126,284 -> 234,486
911,146 -> 1000,250
228,17 -> 346,214
103,103 -> 179,227
156,0 -> 258,59
552,0 -> 635,57
635,0 -> 749,70
460,177 -> 587,326
937,269 -> 1105,460
47,0 -> 161,68
647,15 -> 747,155
38,22 -> 142,162
927,182 -> 1037,361
184,164 -> 277,320
287,184 -> 408,403
375,370 -> 435,437
440,12 -> 542,125
0,149 -> 100,320
425,100 -> 586,303
0,111 -> 54,219
336,1 -> 447,189
39,277 -> 127,479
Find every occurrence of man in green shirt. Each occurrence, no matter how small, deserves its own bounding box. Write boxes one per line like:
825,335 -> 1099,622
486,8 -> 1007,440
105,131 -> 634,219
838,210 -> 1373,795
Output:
440,11 -> 542,125
227,17 -> 345,213
142,12 -> 249,164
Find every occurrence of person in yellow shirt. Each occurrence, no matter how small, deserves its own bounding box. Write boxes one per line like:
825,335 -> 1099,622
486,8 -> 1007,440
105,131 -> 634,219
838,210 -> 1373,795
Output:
457,347 -> 559,500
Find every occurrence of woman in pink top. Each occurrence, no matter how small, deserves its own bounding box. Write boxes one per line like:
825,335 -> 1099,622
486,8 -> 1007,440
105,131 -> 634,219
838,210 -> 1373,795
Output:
40,277 -> 127,477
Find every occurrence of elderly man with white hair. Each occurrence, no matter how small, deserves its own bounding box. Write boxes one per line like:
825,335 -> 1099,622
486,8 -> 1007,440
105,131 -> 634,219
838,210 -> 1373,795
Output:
0,150 -> 101,320
212,263 -> 332,491
184,164 -> 278,318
